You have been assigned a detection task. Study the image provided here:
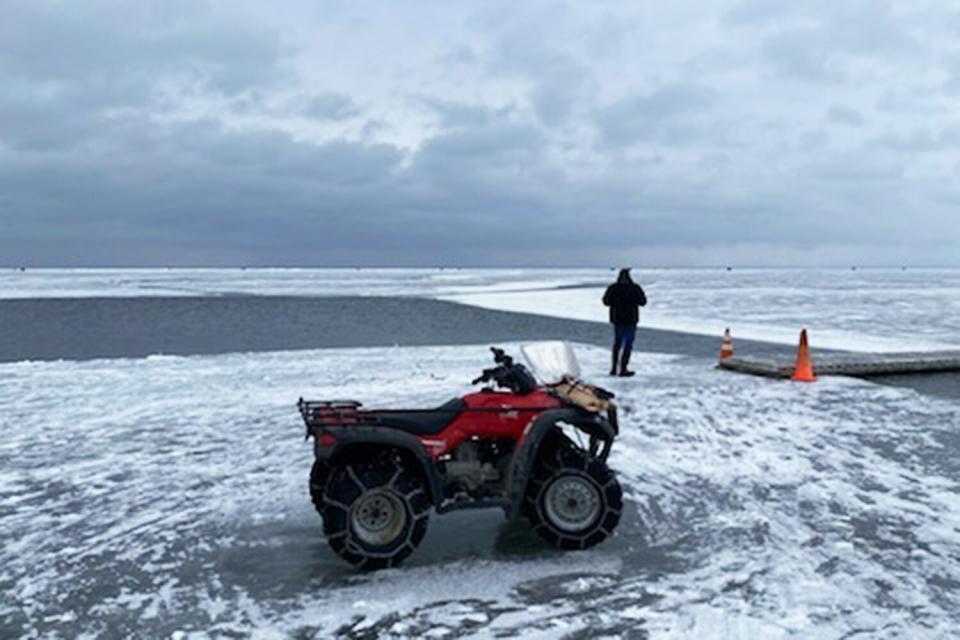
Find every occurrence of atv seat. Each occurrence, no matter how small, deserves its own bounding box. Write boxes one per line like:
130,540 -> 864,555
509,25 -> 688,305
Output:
365,398 -> 466,435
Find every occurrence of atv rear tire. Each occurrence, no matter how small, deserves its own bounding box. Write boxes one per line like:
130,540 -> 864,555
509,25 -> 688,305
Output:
524,440 -> 622,550
321,458 -> 430,570
309,461 -> 327,515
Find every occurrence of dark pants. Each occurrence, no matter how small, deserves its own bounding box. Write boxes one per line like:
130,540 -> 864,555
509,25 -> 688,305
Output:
613,324 -> 636,355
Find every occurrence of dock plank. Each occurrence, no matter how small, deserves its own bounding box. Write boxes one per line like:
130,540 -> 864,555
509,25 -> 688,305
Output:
718,350 -> 960,379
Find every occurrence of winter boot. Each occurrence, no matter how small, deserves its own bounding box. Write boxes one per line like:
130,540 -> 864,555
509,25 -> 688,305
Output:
619,351 -> 635,377
610,347 -> 620,376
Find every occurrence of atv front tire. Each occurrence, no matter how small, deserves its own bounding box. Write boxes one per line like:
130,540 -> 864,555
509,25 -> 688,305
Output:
320,458 -> 430,570
524,440 -> 622,550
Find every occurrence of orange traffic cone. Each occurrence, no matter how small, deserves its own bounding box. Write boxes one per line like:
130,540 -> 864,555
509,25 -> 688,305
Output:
791,329 -> 816,382
719,328 -> 734,360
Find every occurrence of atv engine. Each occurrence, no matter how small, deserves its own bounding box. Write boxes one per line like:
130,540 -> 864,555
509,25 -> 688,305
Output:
443,438 -> 513,497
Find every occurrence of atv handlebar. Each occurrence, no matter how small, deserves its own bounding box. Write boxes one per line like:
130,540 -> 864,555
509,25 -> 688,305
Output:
471,347 -> 538,394
471,366 -> 505,386
471,347 -> 513,385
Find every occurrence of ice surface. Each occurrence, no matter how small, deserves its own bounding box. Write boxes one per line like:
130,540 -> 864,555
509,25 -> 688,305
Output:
3,267 -> 959,351
0,267 -> 590,300
441,269 -> 960,353
2,344 -> 959,638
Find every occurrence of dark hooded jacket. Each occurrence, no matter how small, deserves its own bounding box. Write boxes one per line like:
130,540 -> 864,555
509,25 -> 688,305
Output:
603,272 -> 647,326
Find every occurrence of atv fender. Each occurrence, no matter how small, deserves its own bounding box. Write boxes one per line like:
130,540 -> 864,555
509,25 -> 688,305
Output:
315,426 -> 444,508
505,408 -> 616,519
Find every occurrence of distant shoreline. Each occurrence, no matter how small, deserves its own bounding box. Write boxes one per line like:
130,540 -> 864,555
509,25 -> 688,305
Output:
6,266 -> 960,270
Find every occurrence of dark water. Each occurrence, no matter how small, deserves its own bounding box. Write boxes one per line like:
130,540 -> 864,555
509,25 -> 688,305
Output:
0,295 -> 743,362
0,295 -> 955,398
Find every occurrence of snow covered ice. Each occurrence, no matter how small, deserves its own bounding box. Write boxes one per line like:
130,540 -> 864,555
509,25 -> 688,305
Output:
3,343 -> 960,638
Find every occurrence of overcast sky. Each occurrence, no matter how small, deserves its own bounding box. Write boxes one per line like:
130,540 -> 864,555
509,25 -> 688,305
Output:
2,1 -> 959,266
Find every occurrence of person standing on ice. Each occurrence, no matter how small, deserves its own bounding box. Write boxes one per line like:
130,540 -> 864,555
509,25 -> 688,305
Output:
602,268 -> 647,377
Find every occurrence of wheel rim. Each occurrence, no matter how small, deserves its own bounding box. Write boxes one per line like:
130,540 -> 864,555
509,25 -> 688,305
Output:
543,473 -> 602,533
351,489 -> 407,546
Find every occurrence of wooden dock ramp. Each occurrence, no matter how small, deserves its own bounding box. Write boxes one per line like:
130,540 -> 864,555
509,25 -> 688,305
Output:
718,350 -> 960,379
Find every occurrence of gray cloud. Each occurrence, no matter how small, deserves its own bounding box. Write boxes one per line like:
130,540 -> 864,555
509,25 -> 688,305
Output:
0,1 -> 289,95
2,0 -> 959,266
827,105 -> 864,127
301,93 -> 361,120
415,95 -> 514,129
869,127 -> 960,152
595,84 -> 715,147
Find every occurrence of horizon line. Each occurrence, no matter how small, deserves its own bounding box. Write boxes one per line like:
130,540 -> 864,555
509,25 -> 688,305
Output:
4,265 -> 960,270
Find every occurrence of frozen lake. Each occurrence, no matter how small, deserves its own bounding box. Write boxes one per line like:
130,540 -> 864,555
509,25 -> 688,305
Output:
1,268 -> 958,638
2,267 -> 960,351
2,344 -> 959,638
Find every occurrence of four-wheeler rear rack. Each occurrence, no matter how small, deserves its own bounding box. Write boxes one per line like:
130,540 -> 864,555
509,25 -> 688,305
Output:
298,398 -> 363,431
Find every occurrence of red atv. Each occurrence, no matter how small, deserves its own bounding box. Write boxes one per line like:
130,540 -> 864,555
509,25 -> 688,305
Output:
298,343 -> 623,569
